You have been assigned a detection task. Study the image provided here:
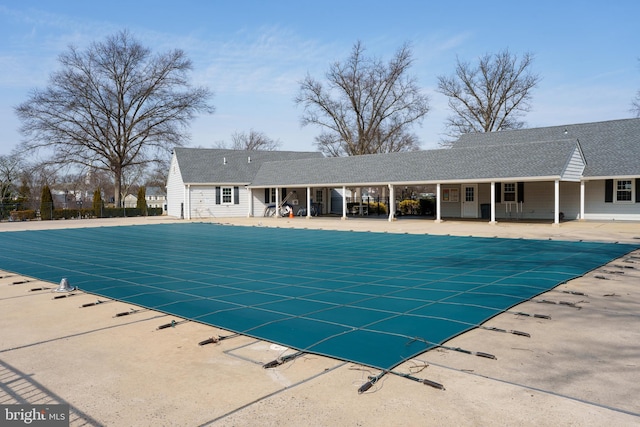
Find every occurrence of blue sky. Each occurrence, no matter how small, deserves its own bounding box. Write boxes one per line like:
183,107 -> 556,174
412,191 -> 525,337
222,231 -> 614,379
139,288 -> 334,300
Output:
1,1 -> 638,156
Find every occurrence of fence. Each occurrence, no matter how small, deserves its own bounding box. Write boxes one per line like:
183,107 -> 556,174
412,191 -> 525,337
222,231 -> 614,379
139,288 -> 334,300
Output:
2,204 -> 163,222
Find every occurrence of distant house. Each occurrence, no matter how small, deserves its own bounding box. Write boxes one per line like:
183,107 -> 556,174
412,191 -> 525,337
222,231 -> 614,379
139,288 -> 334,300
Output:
166,118 -> 640,223
145,187 -> 167,213
123,194 -> 137,208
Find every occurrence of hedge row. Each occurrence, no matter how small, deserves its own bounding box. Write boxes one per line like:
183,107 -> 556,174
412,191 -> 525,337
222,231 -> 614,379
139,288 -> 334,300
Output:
97,207 -> 162,218
7,207 -> 164,221
9,210 -> 37,221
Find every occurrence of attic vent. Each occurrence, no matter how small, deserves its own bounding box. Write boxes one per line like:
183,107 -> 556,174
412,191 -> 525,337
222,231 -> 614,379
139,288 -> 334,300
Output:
248,156 -> 251,163
223,157 -> 227,165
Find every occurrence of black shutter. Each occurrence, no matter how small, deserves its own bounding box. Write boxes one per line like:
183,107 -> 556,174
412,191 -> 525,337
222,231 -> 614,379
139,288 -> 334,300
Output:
604,179 -> 613,203
265,188 -> 270,203
636,179 -> 640,203
234,186 -> 240,204
495,183 -> 501,203
215,186 -> 221,204
517,182 -> 525,203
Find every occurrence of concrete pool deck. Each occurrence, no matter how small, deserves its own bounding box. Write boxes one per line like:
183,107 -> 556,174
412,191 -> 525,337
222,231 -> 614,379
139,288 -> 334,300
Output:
1,216 -> 639,426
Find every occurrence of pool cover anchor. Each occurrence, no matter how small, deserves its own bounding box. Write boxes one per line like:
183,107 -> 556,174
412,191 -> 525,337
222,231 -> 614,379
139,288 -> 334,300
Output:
537,299 -> 584,309
158,320 -> 178,329
263,351 -> 305,369
10,279 -> 32,285
483,326 -> 530,338
512,311 -> 551,320
391,371 -> 445,391
80,299 -> 109,308
157,319 -> 190,330
198,333 -> 240,346
407,337 -> 497,360
114,308 -> 146,317
358,370 -> 445,394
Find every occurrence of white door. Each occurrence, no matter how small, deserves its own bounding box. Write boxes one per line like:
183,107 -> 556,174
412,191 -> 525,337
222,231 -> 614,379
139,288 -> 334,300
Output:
462,185 -> 478,218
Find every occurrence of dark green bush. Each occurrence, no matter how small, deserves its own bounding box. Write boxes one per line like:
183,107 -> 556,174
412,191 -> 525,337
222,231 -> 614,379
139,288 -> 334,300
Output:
93,189 -> 104,218
53,208 -> 93,219
136,187 -> 148,216
40,185 -> 54,220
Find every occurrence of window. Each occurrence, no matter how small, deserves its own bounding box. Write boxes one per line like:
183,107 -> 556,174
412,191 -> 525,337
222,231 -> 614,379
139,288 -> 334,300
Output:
465,186 -> 474,202
503,183 -> 516,202
315,189 -> 323,203
222,187 -> 232,204
442,188 -> 459,202
616,180 -> 633,202
270,188 -> 276,203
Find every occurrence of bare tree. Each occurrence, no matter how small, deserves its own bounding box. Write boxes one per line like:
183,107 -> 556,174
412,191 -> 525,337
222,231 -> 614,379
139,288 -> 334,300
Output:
0,152 -> 22,216
230,129 -> 281,150
437,49 -> 540,140
15,30 -> 214,207
296,41 -> 430,156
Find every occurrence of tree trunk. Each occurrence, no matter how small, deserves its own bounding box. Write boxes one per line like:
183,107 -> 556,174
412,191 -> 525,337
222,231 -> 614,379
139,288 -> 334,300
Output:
114,167 -> 122,207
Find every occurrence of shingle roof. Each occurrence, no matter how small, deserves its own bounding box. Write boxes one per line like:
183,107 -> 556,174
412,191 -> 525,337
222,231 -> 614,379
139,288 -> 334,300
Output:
174,148 -> 324,184
176,118 -> 638,188
452,118 -> 640,177
145,186 -> 166,196
250,140 -> 580,187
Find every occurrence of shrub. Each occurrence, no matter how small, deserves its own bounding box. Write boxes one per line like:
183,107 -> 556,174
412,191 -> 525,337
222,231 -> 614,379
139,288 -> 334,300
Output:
93,189 -> 103,218
347,201 -> 388,215
53,208 -> 93,220
10,210 -> 36,221
398,199 -> 420,215
40,185 -> 54,220
136,187 -> 148,216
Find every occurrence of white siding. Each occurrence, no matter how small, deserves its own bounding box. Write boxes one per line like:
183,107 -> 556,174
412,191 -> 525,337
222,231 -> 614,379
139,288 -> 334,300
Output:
166,154 -> 185,218
188,185 -> 249,219
440,184 -> 461,218
475,182 -> 579,220
561,147 -> 585,182
584,180 -> 640,221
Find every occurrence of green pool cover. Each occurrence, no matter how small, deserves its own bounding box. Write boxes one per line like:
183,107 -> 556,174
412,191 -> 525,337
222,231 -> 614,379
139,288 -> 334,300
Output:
0,223 -> 635,370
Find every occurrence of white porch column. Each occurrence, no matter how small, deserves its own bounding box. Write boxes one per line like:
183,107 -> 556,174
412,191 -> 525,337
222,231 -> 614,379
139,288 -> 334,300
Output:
388,184 -> 395,222
554,179 -> 560,225
306,186 -> 312,219
275,187 -> 280,219
580,181 -> 585,220
341,186 -> 347,220
247,187 -> 253,217
490,181 -> 496,224
435,183 -> 442,222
